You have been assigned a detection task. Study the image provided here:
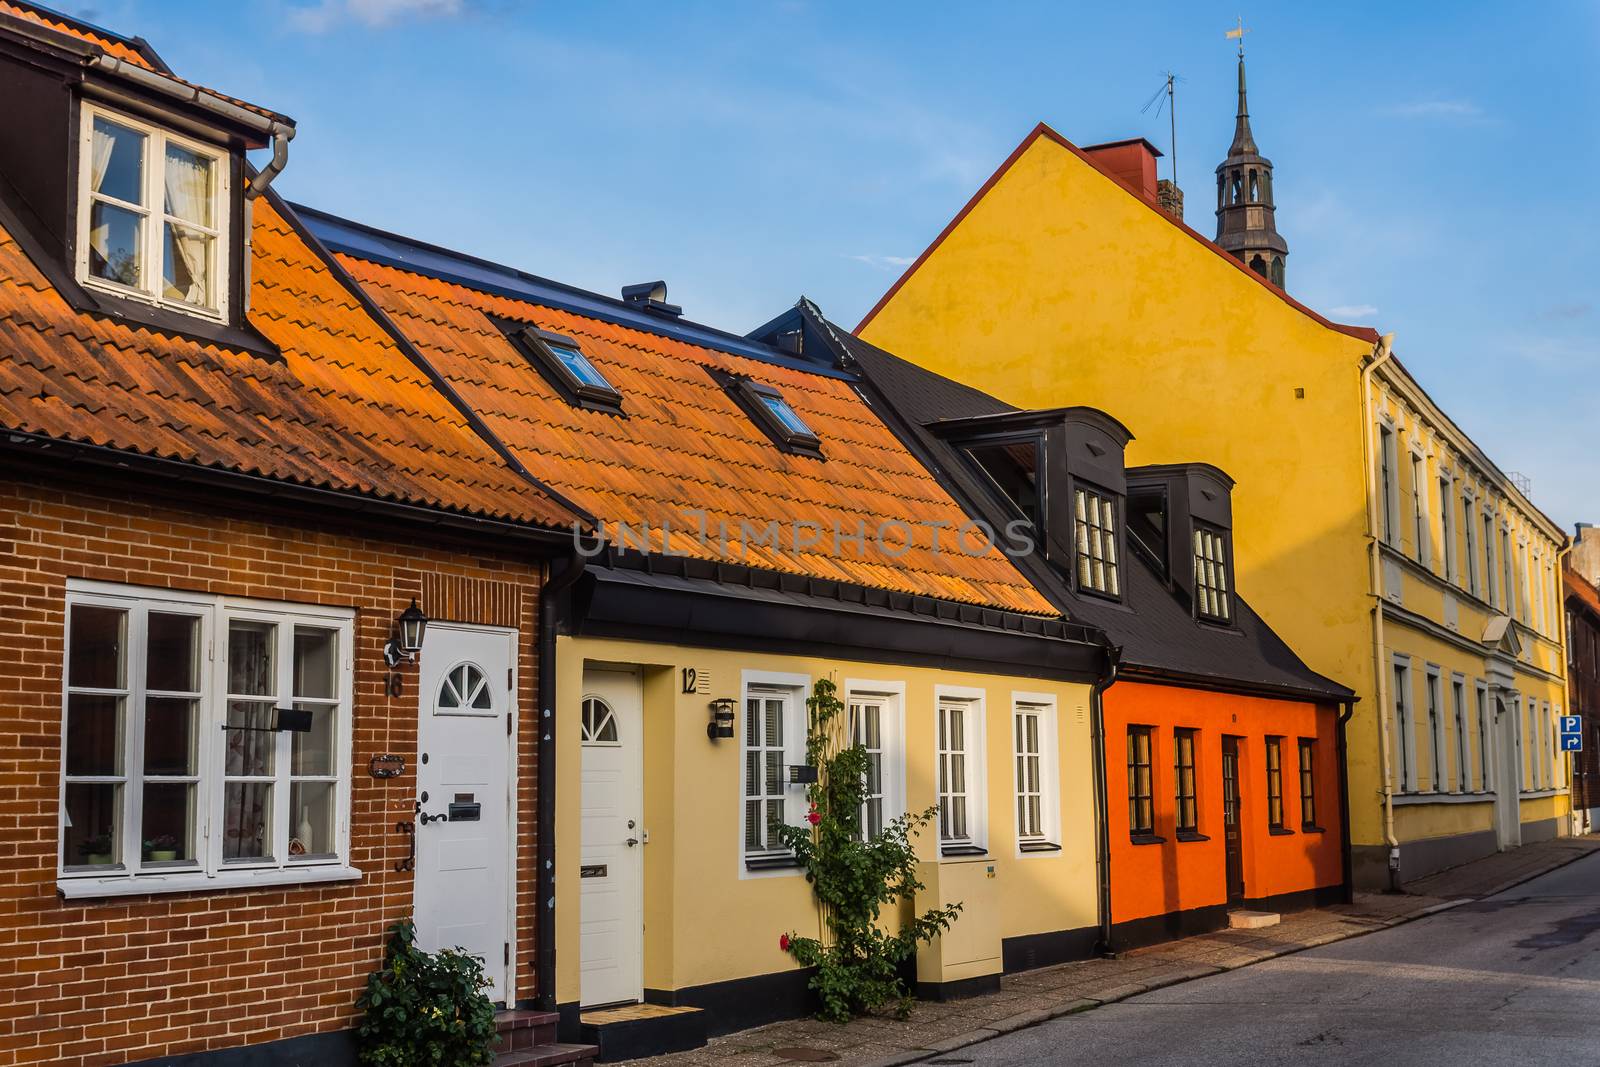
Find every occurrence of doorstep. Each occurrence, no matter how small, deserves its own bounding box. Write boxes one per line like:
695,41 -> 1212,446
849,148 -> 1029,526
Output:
495,1009 -> 599,1067
1227,910 -> 1281,930
580,1003 -> 707,1062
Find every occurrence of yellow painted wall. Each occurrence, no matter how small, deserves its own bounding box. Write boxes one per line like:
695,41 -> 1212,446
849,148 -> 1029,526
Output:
859,129 -> 1572,855
554,634 -> 1098,1006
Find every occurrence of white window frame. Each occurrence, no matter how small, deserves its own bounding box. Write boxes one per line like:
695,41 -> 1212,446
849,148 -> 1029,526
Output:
1539,701 -> 1553,789
1482,507 -> 1499,609
1475,680 -> 1492,792
1512,692 -> 1525,792
1409,450 -> 1430,567
1461,487 -> 1479,598
844,680 -> 906,841
1552,702 -> 1565,791
1011,693 -> 1061,855
1424,665 -> 1444,792
58,580 -> 355,899
1438,469 -> 1456,584
1450,673 -> 1468,793
738,670 -> 807,876
1378,421 -> 1400,547
1392,655 -> 1416,792
75,103 -> 231,322
935,685 -> 988,855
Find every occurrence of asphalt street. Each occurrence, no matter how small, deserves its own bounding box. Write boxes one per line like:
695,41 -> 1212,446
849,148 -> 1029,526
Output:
919,851 -> 1600,1066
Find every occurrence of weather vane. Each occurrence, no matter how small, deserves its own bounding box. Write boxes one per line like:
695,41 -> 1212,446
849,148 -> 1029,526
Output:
1226,16 -> 1249,58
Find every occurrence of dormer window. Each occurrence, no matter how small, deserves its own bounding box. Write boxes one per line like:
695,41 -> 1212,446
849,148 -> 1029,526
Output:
964,438 -> 1041,527
1073,485 -> 1120,597
76,106 -> 229,320
1193,525 -> 1232,622
508,326 -> 623,415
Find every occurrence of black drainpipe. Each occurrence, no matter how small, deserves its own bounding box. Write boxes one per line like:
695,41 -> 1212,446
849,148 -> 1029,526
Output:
1336,698 -> 1356,905
1091,644 -> 1122,958
536,552 -> 587,1012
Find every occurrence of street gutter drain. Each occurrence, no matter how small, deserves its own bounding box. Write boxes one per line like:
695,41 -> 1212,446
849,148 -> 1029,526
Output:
772,1049 -> 840,1063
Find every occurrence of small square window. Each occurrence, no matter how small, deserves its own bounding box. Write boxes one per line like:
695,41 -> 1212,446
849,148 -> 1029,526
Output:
508,326 -> 623,414
716,371 -> 822,458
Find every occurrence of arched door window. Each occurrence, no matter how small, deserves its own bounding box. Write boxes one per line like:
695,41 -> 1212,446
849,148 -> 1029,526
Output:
437,662 -> 493,714
581,696 -> 619,745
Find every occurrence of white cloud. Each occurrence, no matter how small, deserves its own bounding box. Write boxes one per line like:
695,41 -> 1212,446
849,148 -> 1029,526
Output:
845,254 -> 915,271
1327,304 -> 1379,321
1380,99 -> 1487,122
288,0 -> 464,32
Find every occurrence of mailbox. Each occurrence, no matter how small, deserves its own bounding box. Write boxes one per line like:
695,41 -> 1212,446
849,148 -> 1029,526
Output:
447,801 -> 481,822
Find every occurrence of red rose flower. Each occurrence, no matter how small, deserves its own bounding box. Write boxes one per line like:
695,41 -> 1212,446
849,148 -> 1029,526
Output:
807,810 -> 821,825
779,933 -> 791,952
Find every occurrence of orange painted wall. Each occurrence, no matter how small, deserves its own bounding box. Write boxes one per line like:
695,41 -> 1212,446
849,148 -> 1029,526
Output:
1104,681 -> 1344,925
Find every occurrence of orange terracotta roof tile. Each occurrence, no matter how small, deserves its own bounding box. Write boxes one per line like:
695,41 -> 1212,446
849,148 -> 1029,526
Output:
0,197 -> 576,529
1568,567 -> 1600,621
336,252 -> 1058,616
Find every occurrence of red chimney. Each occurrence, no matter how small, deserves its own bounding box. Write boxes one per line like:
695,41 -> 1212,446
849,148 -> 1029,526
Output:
1081,137 -> 1163,206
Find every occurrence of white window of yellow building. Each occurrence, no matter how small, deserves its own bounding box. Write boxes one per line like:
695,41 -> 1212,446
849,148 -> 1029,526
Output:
936,687 -> 987,854
1012,694 -> 1061,854
1393,656 -> 1416,792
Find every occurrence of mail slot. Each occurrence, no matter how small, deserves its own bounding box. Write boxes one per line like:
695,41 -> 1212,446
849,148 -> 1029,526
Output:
447,802 -> 481,822
580,864 -> 607,879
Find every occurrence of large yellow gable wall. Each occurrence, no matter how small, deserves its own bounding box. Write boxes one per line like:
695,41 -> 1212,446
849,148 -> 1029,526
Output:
860,132 -> 1380,792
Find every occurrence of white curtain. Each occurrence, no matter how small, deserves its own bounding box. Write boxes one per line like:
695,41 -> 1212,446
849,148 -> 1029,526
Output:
163,149 -> 211,303
88,123 -> 116,262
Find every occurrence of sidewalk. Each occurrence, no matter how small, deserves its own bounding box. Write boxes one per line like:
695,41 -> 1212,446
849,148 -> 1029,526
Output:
623,833 -> 1600,1066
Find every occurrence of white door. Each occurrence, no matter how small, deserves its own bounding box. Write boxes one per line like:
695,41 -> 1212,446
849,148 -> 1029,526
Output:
414,624 -> 516,1001
1493,694 -> 1522,851
579,668 -> 643,1007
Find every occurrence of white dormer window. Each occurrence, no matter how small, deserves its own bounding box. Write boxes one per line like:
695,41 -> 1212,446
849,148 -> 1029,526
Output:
76,105 -> 229,321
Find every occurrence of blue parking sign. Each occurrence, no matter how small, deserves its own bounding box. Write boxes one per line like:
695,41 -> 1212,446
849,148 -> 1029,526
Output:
1561,733 -> 1583,752
1561,715 -> 1581,734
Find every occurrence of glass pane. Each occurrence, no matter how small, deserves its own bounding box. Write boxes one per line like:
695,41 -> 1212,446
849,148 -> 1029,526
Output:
228,621 -> 275,696
764,751 -> 781,797
744,800 -> 759,849
225,700 -> 275,776
143,696 -> 196,776
291,701 -> 335,776
91,118 -> 145,202
163,143 -> 213,225
146,612 -> 199,693
65,693 -> 122,776
140,781 -> 194,863
744,752 -> 758,797
293,628 -> 337,699
162,223 -> 213,306
553,345 -> 613,390
64,782 -> 120,867
764,699 -> 782,747
765,799 -> 783,838
759,393 -> 813,436
289,781 -> 336,858
745,698 -> 759,746
223,781 -> 272,861
88,201 -> 143,287
69,606 -> 125,689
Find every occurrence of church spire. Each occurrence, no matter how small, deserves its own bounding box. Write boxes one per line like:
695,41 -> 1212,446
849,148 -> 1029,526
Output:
1214,38 -> 1289,289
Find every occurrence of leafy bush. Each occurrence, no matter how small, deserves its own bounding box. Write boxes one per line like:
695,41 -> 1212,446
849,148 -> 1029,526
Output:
776,678 -> 962,1022
356,921 -> 497,1066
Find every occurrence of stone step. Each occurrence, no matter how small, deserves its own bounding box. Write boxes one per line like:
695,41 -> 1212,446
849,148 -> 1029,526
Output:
1228,909 -> 1281,930
579,1003 -> 707,1062
495,1009 -> 560,1053
492,1041 -> 599,1067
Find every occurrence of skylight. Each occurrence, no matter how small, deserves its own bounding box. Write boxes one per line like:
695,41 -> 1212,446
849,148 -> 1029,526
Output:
712,370 -> 822,458
758,392 -> 814,438
507,326 -> 623,415
550,342 -> 613,391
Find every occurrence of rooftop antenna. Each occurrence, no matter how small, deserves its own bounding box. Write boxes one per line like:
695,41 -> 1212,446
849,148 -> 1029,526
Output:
1226,15 -> 1249,58
1140,72 -> 1182,185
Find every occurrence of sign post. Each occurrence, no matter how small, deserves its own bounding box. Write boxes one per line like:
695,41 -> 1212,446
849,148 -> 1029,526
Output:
1560,715 -> 1583,753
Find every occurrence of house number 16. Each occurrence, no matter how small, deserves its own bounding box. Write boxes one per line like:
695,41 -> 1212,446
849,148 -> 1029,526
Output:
386,672 -> 403,698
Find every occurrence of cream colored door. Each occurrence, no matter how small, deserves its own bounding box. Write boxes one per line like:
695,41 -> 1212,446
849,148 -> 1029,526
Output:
579,668 -> 643,1007
414,624 -> 516,1001
1493,694 -> 1522,851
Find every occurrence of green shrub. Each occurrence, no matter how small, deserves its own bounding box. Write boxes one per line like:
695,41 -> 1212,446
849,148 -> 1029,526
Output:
356,921 -> 497,1066
776,677 -> 962,1022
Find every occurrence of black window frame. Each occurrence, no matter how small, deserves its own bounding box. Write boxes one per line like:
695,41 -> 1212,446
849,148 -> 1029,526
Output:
1127,725 -> 1158,841
1192,521 -> 1233,623
960,432 -> 1045,531
712,369 -> 823,459
507,325 -> 624,415
1073,479 -> 1122,601
1298,737 -> 1321,831
1265,735 -> 1289,833
1174,727 -> 1202,839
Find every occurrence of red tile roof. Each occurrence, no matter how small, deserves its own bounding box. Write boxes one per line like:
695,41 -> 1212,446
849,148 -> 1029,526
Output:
335,253 -> 1058,615
1568,566 -> 1600,622
0,197 -> 577,529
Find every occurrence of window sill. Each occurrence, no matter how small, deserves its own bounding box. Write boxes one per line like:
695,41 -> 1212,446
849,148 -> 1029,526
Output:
1129,833 -> 1166,846
1392,790 -> 1497,806
57,863 -> 361,900
1301,824 -> 1327,834
1175,831 -> 1210,843
1268,826 -> 1295,836
744,855 -> 802,872
1018,841 -> 1062,854
940,844 -> 988,858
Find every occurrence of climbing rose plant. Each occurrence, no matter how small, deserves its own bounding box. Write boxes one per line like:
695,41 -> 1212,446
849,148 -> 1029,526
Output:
776,677 -> 962,1022
356,921 -> 497,1066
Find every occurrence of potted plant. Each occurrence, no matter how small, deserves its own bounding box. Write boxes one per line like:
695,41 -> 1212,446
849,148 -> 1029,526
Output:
143,834 -> 180,862
79,833 -> 113,866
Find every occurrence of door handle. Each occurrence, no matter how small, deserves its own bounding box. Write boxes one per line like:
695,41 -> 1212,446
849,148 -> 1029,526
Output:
625,837 -> 639,847
419,811 -> 450,825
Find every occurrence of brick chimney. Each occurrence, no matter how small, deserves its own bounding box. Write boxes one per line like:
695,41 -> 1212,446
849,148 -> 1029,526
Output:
1081,138 -> 1162,206
1157,178 -> 1184,221
1575,524 -> 1600,587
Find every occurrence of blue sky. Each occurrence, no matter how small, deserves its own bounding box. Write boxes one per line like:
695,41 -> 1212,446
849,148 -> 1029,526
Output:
68,1 -> 1598,529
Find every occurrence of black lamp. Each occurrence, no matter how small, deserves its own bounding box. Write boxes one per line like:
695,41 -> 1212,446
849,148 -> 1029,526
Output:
384,599 -> 430,667
707,698 -> 735,740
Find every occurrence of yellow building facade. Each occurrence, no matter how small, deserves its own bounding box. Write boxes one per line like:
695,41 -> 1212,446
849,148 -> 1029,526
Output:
857,125 -> 1570,885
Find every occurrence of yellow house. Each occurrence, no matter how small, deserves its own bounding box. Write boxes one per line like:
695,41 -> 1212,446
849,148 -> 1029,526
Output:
319,217 -> 1114,1052
856,71 -> 1570,887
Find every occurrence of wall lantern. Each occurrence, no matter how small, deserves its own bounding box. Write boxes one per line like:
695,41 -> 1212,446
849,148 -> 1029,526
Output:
707,698 -> 735,740
383,598 -> 430,667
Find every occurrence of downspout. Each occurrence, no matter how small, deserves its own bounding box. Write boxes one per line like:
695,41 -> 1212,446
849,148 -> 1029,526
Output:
241,125 -> 295,312
536,552 -> 588,1012
1091,643 -> 1122,957
1360,332 -> 1400,889
1335,699 -> 1356,904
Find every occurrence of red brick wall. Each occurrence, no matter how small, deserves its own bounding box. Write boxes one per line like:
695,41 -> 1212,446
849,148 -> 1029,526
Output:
0,473 -> 545,1066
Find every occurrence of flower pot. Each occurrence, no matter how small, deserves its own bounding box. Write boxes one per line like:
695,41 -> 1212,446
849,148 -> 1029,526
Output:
86,853 -> 112,866
148,850 -> 178,862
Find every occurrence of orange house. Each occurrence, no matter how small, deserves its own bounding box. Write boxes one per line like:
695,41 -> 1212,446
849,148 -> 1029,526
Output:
835,332 -> 1353,948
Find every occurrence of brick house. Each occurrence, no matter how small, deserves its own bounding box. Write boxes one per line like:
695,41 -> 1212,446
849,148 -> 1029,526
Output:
1566,560 -> 1600,832
0,5 -> 588,1064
